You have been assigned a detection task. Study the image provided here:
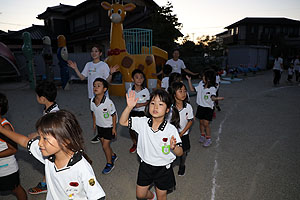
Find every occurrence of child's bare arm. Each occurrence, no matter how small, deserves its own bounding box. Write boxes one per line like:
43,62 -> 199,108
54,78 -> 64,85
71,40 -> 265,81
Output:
119,91 -> 138,126
92,112 -> 96,133
170,136 -> 183,156
112,114 -> 117,136
186,75 -> 195,92
0,124 -> 17,158
211,96 -> 224,101
0,125 -> 30,148
179,120 -> 193,137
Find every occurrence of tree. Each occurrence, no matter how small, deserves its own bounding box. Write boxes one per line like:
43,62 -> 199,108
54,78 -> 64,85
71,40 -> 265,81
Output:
147,1 -> 183,52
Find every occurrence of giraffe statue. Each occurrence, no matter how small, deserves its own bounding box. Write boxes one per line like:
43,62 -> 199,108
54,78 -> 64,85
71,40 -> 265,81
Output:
101,0 -> 168,96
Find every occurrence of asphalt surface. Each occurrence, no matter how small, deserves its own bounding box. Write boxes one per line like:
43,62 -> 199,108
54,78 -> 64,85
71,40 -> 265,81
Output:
1,70 -> 300,200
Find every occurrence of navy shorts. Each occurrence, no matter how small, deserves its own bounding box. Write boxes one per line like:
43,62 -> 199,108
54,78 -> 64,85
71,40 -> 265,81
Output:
97,126 -> 115,140
195,105 -> 214,121
137,161 -> 176,191
0,171 -> 20,191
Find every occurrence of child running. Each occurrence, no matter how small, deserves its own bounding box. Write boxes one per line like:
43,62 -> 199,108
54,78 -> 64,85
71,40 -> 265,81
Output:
169,82 -> 194,176
0,93 -> 27,200
127,69 -> 150,153
0,110 -> 106,200
186,69 -> 224,147
120,89 -> 183,200
91,78 -> 118,174
29,80 -> 59,195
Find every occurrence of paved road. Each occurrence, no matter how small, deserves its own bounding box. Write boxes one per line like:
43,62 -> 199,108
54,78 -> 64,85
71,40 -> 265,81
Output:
1,70 -> 300,200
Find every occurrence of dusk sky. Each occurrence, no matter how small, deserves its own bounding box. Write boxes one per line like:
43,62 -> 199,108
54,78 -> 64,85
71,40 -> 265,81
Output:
1,0 -> 300,41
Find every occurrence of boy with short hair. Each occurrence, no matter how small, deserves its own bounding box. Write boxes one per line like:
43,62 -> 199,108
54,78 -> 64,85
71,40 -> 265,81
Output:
161,64 -> 172,91
127,69 -> 150,153
91,78 -> 118,174
28,81 -> 59,194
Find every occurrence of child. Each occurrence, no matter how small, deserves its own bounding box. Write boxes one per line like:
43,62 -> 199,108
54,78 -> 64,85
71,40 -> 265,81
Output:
170,82 -> 193,176
287,62 -> 295,82
29,80 -> 59,195
0,110 -> 106,200
161,64 -> 172,91
68,45 -> 118,143
167,72 -> 182,94
215,72 -> 221,111
127,69 -> 150,153
0,93 -> 27,200
120,89 -> 183,200
186,69 -> 224,147
91,78 -> 118,174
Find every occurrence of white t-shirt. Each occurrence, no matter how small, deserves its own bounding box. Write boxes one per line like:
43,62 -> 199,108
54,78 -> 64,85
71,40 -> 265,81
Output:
294,59 -> 300,72
195,83 -> 216,109
43,103 -> 60,115
288,67 -> 295,75
81,61 -> 110,99
127,86 -> 150,112
178,103 -> 194,136
273,57 -> 283,71
161,77 -> 169,90
216,75 -> 221,90
0,119 -> 18,177
129,117 -> 182,166
90,96 -> 117,128
166,59 -> 186,74
27,139 -> 105,200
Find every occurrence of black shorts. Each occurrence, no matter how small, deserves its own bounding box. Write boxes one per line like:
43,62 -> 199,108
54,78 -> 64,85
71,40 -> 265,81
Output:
181,134 -> 190,152
0,171 -> 20,191
137,161 -> 176,191
195,105 -> 214,121
97,126 -> 115,140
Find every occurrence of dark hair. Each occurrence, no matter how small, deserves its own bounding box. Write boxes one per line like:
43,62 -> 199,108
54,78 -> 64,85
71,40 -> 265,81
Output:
172,49 -> 180,54
171,82 -> 188,105
91,45 -> 103,53
163,64 -> 172,76
36,110 -> 92,164
93,77 -> 108,89
203,69 -> 216,88
35,81 -> 57,102
131,69 -> 146,79
0,93 -> 8,115
168,72 -> 182,94
145,89 -> 180,129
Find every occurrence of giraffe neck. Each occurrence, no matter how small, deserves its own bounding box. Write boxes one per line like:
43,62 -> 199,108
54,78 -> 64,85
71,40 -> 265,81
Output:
110,23 -> 126,50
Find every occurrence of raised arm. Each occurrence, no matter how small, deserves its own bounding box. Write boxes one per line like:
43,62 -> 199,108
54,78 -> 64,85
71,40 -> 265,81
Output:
0,125 -> 30,148
67,60 -> 86,80
119,90 -> 138,126
186,75 -> 195,92
106,64 -> 119,83
211,96 -> 224,101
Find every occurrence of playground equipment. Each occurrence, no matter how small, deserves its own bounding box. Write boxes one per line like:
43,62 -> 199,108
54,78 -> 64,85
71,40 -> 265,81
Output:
57,35 -> 70,89
42,36 -> 54,81
22,32 -> 36,89
101,1 -> 168,96
0,42 -> 20,79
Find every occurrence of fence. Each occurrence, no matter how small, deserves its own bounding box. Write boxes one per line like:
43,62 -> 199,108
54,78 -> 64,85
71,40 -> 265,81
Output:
123,28 -> 152,54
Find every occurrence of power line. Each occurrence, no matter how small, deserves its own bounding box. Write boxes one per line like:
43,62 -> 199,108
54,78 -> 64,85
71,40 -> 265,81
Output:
0,21 -> 29,26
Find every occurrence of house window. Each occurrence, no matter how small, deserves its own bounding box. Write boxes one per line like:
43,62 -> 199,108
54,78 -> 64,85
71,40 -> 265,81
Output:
74,16 -> 85,32
235,27 -> 239,35
230,28 -> 234,35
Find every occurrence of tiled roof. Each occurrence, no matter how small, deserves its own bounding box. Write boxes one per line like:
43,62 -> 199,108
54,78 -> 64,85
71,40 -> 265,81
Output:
3,25 -> 55,40
226,17 -> 300,29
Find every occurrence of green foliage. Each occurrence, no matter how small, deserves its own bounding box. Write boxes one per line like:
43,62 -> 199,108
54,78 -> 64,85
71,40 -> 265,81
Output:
147,1 -> 183,51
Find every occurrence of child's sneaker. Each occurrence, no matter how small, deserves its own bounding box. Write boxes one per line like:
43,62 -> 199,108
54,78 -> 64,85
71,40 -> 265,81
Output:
178,165 -> 186,176
90,135 -> 100,144
129,144 -> 137,153
102,163 -> 114,174
199,135 -> 205,143
203,138 -> 212,147
28,182 -> 47,194
148,191 -> 157,200
112,154 -> 118,164
216,105 -> 221,111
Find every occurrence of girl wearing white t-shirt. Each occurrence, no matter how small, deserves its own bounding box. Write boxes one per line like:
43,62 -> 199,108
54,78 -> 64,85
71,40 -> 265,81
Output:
120,89 -> 183,200
68,45 -> 119,99
273,55 -> 283,86
0,110 -> 106,200
170,82 -> 193,176
187,70 -> 224,147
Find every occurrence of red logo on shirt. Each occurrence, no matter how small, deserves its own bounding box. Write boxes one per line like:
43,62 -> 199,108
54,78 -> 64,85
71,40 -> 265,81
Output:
162,138 -> 168,142
69,182 -> 79,187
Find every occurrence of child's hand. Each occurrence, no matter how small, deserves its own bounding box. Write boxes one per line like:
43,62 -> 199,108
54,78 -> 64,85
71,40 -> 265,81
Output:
186,75 -> 191,81
112,128 -> 117,137
126,90 -> 138,109
110,65 -> 119,74
67,60 -> 77,70
170,136 -> 177,150
219,97 -> 225,100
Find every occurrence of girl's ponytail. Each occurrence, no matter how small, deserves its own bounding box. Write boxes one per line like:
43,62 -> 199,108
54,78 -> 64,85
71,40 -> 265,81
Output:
170,105 -> 180,129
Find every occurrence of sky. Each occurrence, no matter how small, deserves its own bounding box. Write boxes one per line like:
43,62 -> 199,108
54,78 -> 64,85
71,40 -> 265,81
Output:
1,0 -> 300,42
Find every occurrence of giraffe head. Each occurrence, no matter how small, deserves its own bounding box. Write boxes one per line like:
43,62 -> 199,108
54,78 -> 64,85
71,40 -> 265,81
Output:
101,1 -> 136,24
